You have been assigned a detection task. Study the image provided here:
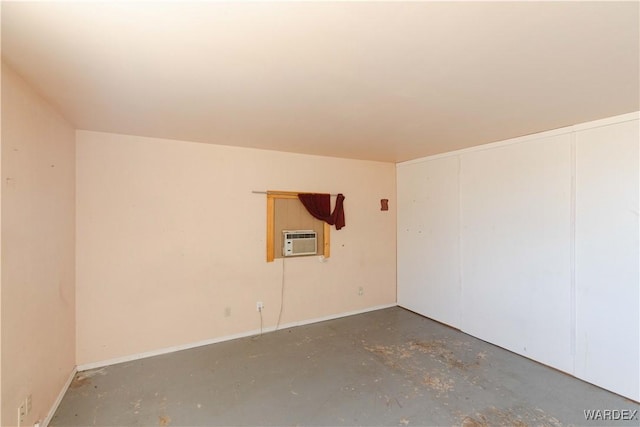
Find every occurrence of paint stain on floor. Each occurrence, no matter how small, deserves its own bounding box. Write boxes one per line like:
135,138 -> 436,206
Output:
363,340 -> 567,427
422,373 -> 454,393
460,405 -> 564,427
410,339 -> 471,370
70,367 -> 109,390
69,375 -> 92,389
362,339 -> 485,397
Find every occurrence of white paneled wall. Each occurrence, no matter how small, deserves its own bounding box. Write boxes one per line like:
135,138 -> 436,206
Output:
574,120 -> 639,400
397,112 -> 639,401
459,134 -> 574,372
397,156 -> 461,327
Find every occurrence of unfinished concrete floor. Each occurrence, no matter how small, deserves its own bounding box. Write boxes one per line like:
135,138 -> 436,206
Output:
52,307 -> 638,426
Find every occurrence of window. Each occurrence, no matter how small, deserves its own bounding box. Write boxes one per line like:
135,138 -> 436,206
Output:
266,191 -> 330,262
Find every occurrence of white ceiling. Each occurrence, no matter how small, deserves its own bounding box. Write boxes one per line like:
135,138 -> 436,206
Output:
2,1 -> 638,162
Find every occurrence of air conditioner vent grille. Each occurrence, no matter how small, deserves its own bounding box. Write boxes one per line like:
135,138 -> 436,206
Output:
284,233 -> 316,239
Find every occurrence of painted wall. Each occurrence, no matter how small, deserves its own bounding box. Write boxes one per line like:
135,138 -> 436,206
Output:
1,63 -> 76,426
459,134 -> 573,373
574,119 -> 639,401
76,131 -> 396,366
0,56 -> 4,427
397,113 -> 639,401
397,156 -> 461,328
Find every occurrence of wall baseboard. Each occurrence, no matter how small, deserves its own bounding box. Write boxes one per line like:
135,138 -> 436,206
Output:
42,366 -> 77,427
77,303 -> 397,372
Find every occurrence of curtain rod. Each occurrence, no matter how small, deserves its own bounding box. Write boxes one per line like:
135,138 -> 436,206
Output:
251,191 -> 339,196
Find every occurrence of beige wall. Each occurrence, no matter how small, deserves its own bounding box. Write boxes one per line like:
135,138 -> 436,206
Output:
1,63 -> 76,426
76,131 -> 396,366
0,56 -> 4,427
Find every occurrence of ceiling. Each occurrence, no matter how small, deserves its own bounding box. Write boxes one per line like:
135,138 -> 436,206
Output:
2,1 -> 638,163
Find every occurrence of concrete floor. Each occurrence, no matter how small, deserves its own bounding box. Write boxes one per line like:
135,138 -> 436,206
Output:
52,307 -> 638,426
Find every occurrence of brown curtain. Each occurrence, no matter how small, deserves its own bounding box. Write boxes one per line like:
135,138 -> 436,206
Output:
298,193 -> 345,230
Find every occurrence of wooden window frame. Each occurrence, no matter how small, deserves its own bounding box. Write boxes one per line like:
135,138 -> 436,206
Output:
266,191 -> 330,262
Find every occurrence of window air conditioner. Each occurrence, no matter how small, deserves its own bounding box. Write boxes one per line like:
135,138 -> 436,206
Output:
283,230 -> 317,256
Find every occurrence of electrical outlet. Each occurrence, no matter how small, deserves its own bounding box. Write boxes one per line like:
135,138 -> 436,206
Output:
256,301 -> 264,312
26,394 -> 32,414
358,286 -> 364,296
224,307 -> 231,317
18,401 -> 26,426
